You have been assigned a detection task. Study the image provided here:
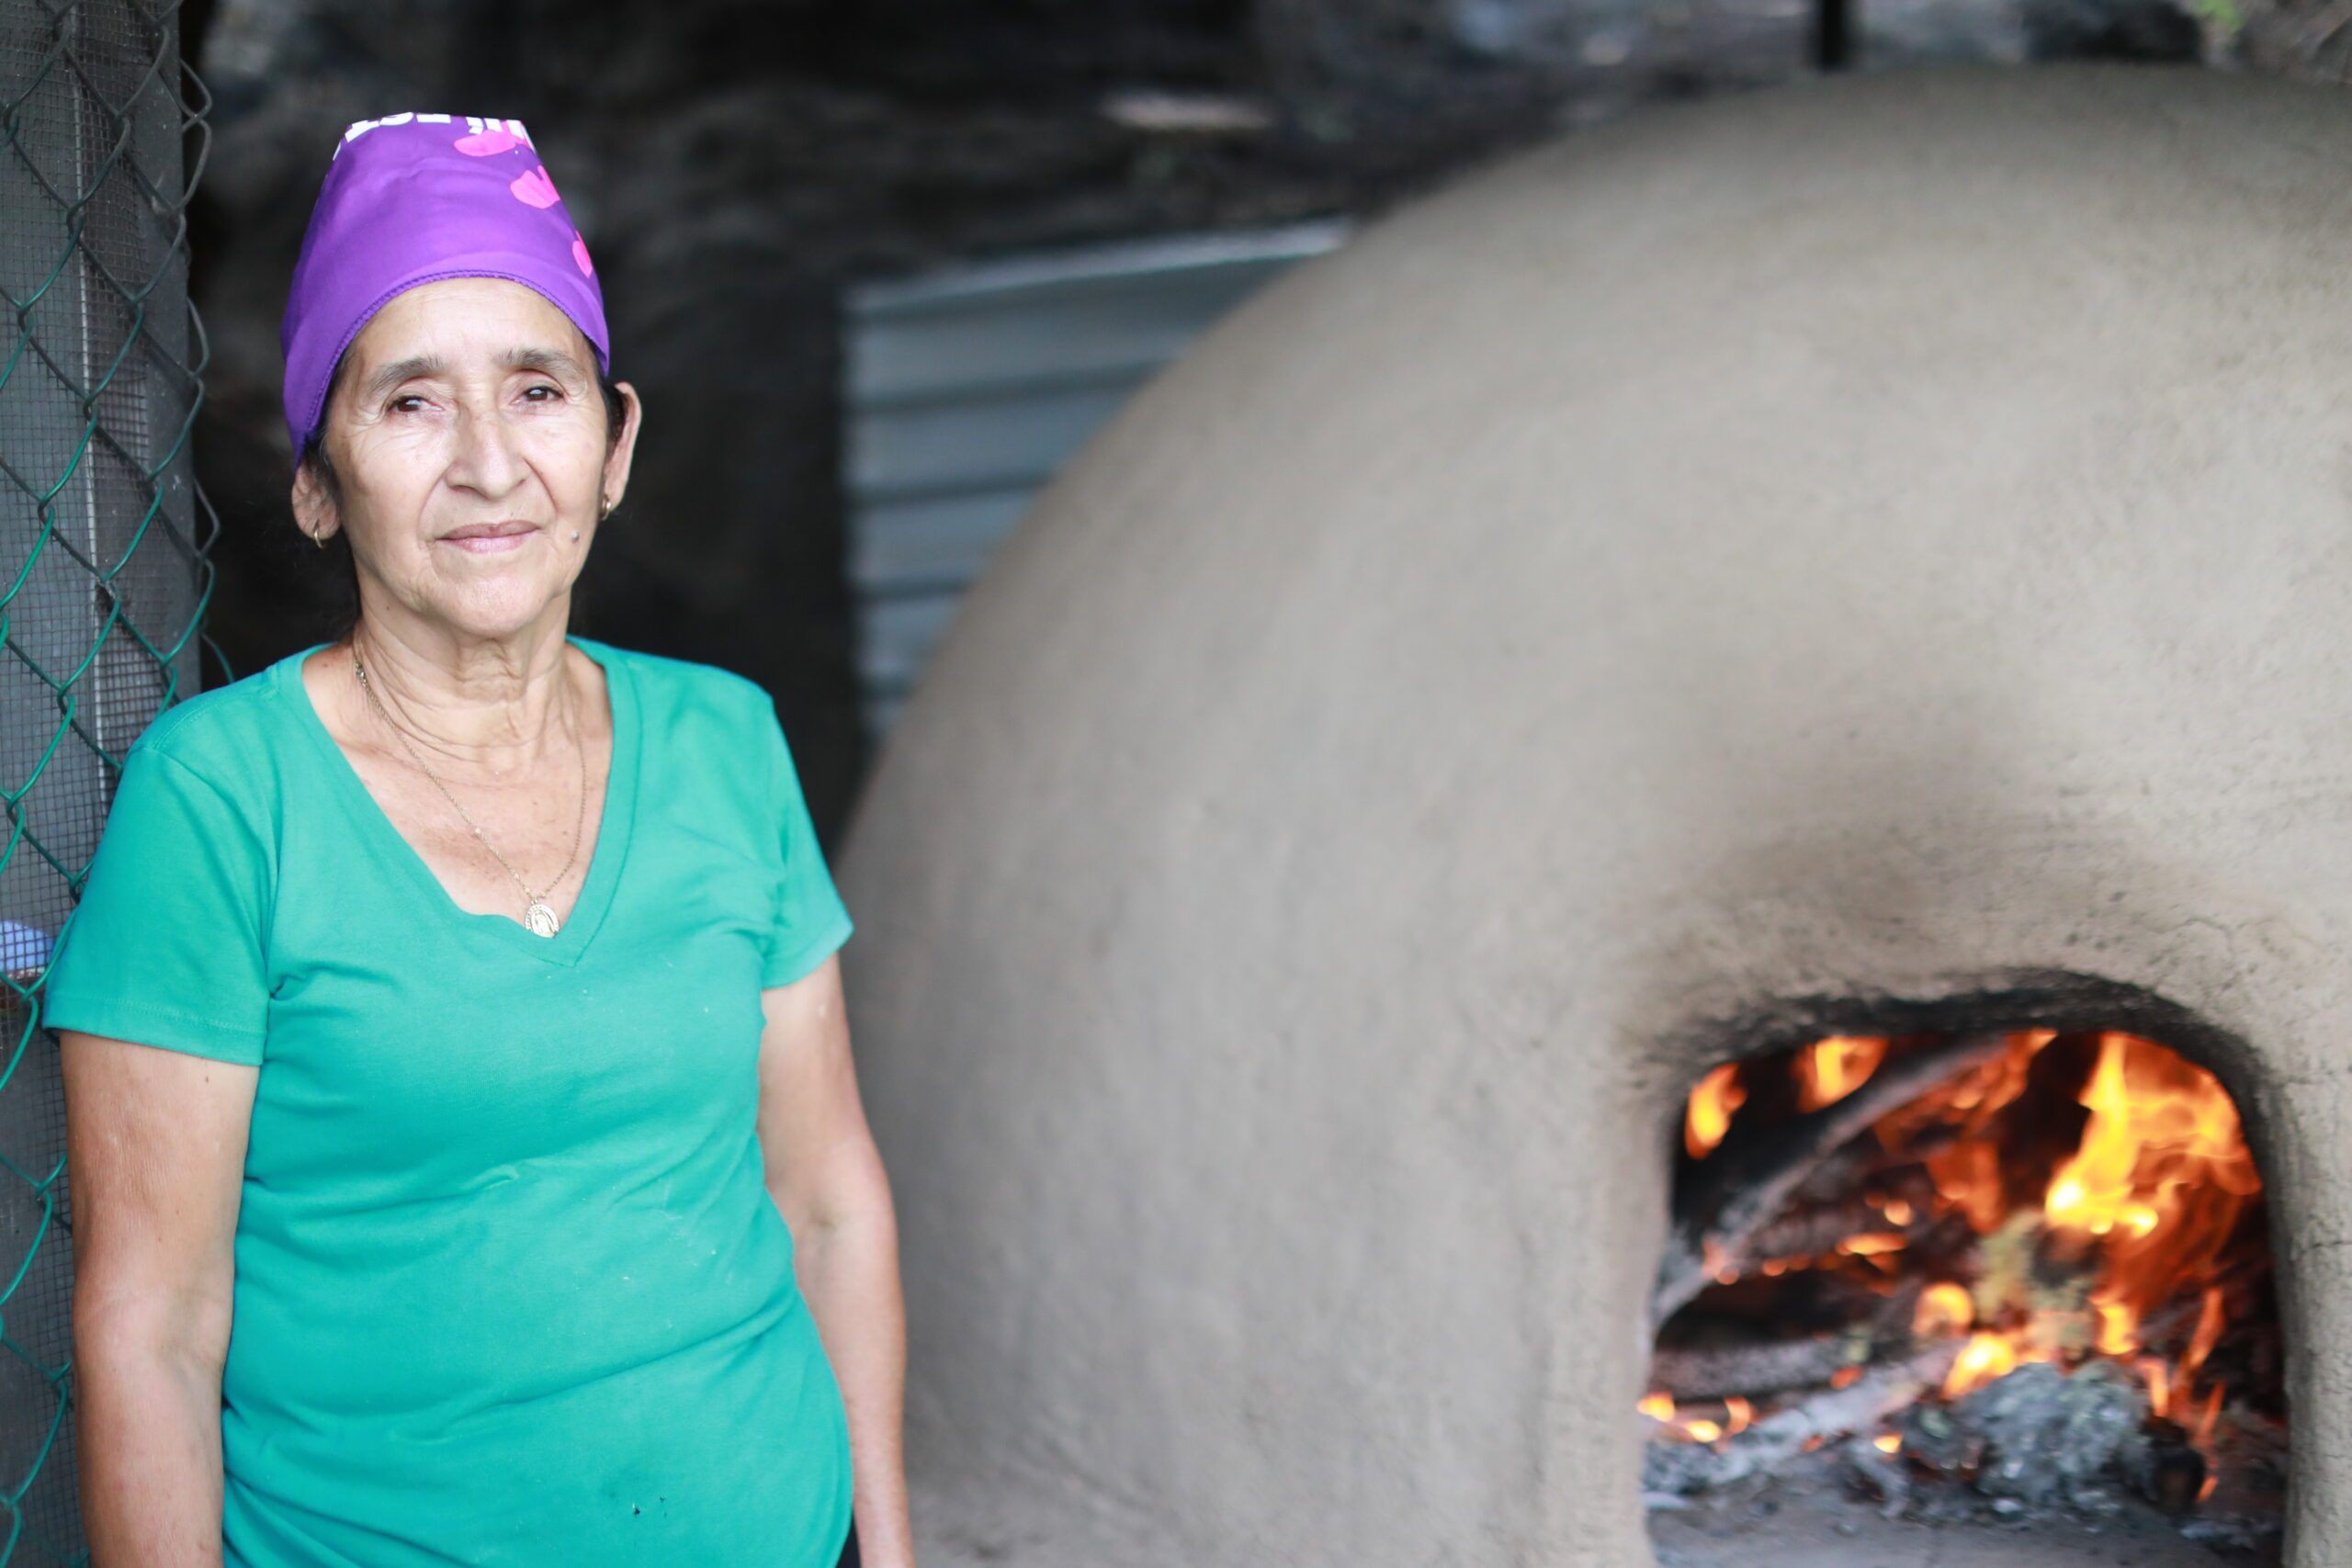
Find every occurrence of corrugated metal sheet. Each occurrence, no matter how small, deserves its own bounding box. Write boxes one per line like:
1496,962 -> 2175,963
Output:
842,219 -> 1351,740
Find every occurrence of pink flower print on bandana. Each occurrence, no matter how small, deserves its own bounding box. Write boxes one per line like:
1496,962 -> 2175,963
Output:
453,126 -> 524,156
511,164 -> 560,209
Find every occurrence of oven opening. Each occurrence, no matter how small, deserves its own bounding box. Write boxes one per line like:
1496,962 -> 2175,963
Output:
1644,1027 -> 2285,1564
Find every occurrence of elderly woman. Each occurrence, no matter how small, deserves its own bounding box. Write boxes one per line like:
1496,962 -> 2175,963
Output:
40,115 -> 910,1568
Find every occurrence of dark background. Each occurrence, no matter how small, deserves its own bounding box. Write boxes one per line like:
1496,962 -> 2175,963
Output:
174,0 -> 2338,843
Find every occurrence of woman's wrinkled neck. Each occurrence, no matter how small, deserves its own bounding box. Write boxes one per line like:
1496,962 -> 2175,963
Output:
314,604 -> 592,775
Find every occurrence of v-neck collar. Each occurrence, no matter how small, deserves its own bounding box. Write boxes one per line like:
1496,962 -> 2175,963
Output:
277,633 -> 640,968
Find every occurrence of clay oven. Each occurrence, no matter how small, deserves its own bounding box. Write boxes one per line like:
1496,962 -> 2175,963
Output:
836,61 -> 2351,1567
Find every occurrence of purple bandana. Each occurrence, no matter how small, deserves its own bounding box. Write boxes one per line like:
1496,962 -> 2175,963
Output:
278,113 -> 610,471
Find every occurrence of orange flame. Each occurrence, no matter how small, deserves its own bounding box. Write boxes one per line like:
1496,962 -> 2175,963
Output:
1685,1062 -> 1746,1159
2043,1034 -> 2258,1353
2182,1286 -> 2226,1393
1796,1035 -> 1888,1111
2191,1382 -> 2225,1450
1928,1139 -> 2007,1234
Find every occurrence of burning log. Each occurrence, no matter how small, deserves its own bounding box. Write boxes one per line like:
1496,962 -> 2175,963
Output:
1650,1279 -> 1930,1400
1651,1031 -> 2011,1331
1642,1342 -> 1962,1498
1743,1196 -> 1916,1263
1648,1330 -> 1868,1402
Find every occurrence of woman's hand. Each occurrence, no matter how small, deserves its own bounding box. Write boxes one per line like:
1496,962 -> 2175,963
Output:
756,953 -> 917,1568
60,1029 -> 257,1567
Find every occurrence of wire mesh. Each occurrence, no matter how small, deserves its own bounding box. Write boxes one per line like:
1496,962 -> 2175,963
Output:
0,0 -> 214,1561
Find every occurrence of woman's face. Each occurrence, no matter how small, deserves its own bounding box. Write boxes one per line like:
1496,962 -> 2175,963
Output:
292,276 -> 639,645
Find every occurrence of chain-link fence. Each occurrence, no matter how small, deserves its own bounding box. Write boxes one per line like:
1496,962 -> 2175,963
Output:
0,0 -> 213,1561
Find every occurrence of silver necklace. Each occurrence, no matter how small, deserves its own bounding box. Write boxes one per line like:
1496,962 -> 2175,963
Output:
350,649 -> 589,938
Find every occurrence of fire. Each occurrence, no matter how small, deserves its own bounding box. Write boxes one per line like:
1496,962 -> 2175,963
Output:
1914,1282 -> 1975,1338
2041,1034 -> 2259,1354
1944,1331 -> 2020,1397
2137,1288 -> 2233,1435
1929,1140 -> 2006,1234
2183,1286 -> 2226,1391
1908,1032 -> 2056,1234
1685,1062 -> 1746,1158
1835,1232 -> 1906,1257
2192,1383 -> 2224,1449
1795,1035 -> 1888,1111
1666,1026 -> 2267,1487
2141,1356 -> 2170,1417
1638,1392 -> 1744,1446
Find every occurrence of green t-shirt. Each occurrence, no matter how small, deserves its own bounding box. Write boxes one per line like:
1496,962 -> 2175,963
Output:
41,635 -> 857,1568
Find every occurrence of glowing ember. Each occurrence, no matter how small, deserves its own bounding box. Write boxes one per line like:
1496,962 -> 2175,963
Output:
1836,1232 -> 1908,1257
1944,1331 -> 2021,1397
1795,1035 -> 1888,1111
1685,1062 -> 1746,1159
1638,1392 -> 1740,1446
1914,1282 -> 1975,1339
1872,1432 -> 1902,1455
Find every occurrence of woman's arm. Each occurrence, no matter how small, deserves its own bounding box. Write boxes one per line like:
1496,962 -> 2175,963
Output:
59,1030 -> 255,1567
756,953 -> 913,1568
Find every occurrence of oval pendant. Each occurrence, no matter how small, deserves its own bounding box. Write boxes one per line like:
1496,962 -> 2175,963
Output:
524,900 -> 561,938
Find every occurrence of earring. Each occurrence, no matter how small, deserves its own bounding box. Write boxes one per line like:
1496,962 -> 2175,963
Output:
311,527 -> 326,550
598,497 -> 613,520
571,529 -> 582,541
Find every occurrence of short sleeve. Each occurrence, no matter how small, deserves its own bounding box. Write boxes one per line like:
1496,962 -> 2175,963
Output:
757,703 -> 854,989
40,740 -> 273,1065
